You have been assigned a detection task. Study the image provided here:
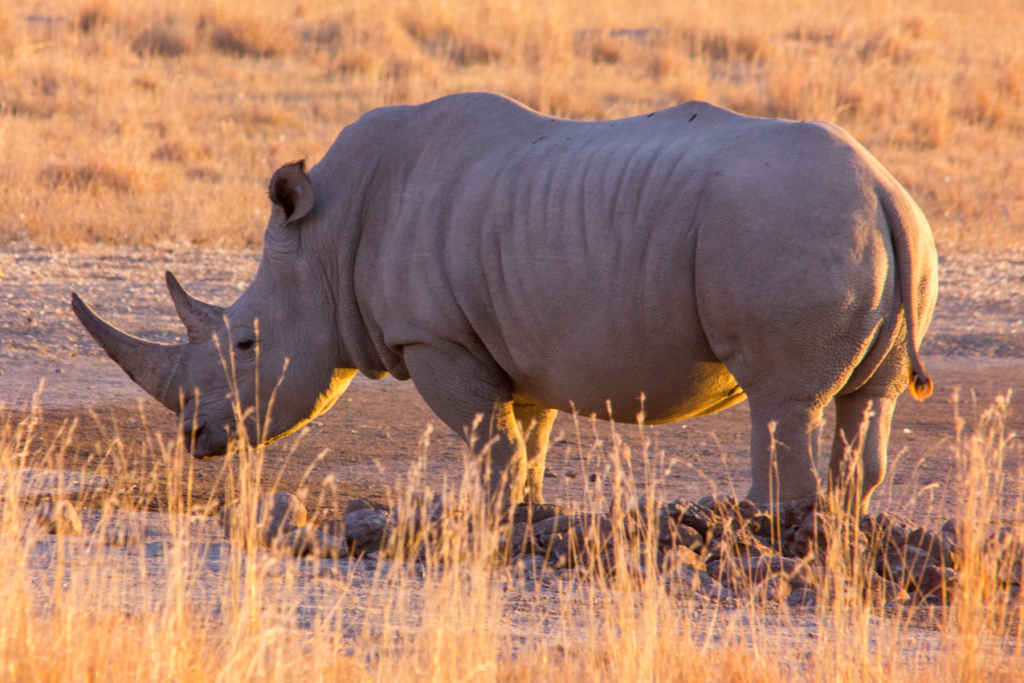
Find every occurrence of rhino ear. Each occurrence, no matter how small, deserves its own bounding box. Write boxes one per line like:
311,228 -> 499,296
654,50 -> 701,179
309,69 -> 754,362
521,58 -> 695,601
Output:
269,161 -> 314,224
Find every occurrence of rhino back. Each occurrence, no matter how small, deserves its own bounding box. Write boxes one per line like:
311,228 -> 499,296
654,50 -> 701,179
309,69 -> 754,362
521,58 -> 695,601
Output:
349,94 -> 890,420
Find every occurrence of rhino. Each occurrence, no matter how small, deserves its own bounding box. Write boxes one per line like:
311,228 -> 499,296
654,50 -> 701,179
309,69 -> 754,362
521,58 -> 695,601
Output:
71,92 -> 937,511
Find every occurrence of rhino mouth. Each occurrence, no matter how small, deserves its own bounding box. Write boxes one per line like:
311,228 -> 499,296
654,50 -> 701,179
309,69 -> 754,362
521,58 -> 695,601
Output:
183,419 -> 230,459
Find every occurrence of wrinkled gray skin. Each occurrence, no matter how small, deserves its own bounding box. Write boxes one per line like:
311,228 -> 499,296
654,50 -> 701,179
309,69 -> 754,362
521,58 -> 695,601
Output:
73,93 -> 938,512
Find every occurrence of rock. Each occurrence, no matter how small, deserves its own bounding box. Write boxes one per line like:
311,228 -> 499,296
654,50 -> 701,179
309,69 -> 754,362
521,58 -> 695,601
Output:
512,503 -> 567,526
775,494 -> 818,529
343,508 -> 389,554
220,492 -> 308,546
258,492 -> 307,537
867,574 -> 911,604
344,498 -> 389,516
698,495 -> 759,521
275,526 -> 318,556
786,587 -> 818,608
548,516 -> 614,570
660,545 -> 706,572
103,524 -> 145,547
664,563 -> 733,601
877,544 -> 935,590
277,526 -> 347,558
319,519 -> 345,538
758,575 -> 792,603
906,527 -> 956,567
502,522 -> 535,557
703,530 -> 773,564
916,565 -> 957,601
870,511 -> 917,550
989,530 -> 1024,586
658,517 -> 703,551
35,498 -> 82,536
390,493 -> 445,538
672,501 -> 720,539
940,518 -> 960,549
709,555 -> 814,592
532,515 -> 575,548
784,511 -> 829,558
747,514 -> 775,537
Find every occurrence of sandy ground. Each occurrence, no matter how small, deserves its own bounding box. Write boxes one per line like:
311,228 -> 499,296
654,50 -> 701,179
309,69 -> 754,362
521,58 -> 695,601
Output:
1,244 -> 1023,528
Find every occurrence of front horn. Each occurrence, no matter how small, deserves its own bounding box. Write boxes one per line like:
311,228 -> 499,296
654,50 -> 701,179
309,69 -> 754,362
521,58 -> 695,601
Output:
165,271 -> 224,344
71,293 -> 187,412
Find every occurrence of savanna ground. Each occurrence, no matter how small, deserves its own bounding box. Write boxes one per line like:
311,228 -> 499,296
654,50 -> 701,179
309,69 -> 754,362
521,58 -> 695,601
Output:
1,0 -> 1024,680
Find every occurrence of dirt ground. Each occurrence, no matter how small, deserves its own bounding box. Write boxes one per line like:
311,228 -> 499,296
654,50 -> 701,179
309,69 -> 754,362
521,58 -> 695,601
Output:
2,244 -> 1023,528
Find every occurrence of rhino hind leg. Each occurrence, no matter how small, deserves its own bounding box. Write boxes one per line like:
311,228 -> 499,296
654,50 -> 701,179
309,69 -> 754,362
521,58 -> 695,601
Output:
745,397 -> 827,508
512,402 -> 557,505
402,343 -> 533,505
829,388 -> 897,514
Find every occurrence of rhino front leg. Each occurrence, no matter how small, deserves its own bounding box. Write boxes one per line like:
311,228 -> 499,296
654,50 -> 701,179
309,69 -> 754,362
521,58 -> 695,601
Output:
512,402 -> 557,505
403,343 -> 531,505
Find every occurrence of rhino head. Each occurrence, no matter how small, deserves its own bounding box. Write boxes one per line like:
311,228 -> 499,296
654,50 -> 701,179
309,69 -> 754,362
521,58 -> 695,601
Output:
71,162 -> 356,457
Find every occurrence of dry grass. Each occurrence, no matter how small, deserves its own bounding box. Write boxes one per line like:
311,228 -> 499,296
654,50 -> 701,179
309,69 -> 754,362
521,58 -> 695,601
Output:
1,385 -> 1023,681
0,0 -> 1021,251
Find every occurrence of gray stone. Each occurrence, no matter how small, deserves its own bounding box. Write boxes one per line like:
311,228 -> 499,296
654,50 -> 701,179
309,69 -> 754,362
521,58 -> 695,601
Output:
665,562 -> 732,600
658,517 -> 703,550
512,503 -> 567,526
660,545 -> 706,572
532,515 -> 575,548
917,565 -> 957,600
775,494 -> 818,529
877,544 -> 935,589
344,498 -> 389,516
35,498 -> 82,536
670,500 -> 719,539
786,587 -> 818,608
940,517 -> 959,549
867,574 -> 911,603
709,555 -> 814,591
103,524 -> 145,547
906,527 -> 956,567
548,517 -> 614,570
220,492 -> 308,546
344,508 -> 389,554
277,526 -> 347,558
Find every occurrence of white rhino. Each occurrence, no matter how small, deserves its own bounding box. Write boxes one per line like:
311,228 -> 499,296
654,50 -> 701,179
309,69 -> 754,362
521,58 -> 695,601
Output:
72,92 -> 937,510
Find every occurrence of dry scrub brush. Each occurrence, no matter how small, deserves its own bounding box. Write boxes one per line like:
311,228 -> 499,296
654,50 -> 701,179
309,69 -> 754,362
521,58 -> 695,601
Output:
1,382 -> 1023,681
0,0 -> 1021,251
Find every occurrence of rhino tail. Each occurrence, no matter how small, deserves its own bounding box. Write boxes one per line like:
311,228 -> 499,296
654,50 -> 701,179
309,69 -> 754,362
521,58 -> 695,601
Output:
878,183 -> 936,402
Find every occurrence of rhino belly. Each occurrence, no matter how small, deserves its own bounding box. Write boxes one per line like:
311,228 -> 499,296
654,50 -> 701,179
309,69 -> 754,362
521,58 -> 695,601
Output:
511,358 -> 743,424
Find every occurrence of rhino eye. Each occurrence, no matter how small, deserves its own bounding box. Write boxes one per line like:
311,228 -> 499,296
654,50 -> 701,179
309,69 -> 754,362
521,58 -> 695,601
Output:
236,340 -> 255,352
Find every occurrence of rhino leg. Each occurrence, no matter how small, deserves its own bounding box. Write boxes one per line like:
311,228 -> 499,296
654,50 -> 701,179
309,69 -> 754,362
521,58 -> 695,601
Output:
829,389 -> 897,514
403,344 -> 532,505
746,398 -> 826,507
512,402 -> 557,505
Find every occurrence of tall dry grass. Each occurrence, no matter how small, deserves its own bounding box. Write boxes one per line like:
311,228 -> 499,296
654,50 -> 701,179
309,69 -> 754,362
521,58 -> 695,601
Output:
0,0 -> 1021,251
1,384 -> 1022,681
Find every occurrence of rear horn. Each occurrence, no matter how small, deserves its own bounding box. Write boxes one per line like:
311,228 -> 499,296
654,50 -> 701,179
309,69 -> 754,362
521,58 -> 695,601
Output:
165,271 -> 225,344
